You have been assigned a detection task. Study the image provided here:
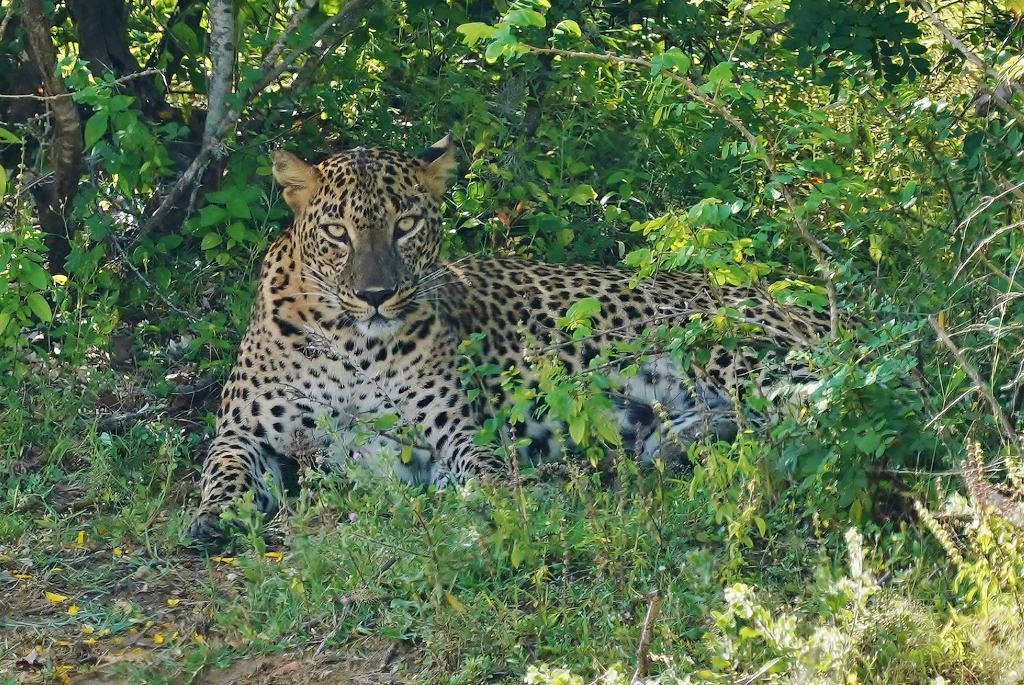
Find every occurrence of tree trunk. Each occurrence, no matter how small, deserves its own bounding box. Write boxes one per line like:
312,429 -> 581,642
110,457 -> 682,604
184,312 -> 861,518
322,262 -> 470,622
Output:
66,0 -> 167,116
203,0 -> 236,148
21,0 -> 83,275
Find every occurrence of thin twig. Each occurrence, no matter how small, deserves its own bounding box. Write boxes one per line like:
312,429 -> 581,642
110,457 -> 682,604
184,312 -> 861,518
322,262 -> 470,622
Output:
259,0 -> 319,74
109,239 -> 199,322
523,45 -> 841,334
929,315 -> 1018,448
0,69 -> 163,100
630,589 -> 661,684
919,2 -> 1024,119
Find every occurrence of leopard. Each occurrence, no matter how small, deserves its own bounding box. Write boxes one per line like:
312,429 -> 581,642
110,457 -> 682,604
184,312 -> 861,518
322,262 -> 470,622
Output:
187,134 -> 832,543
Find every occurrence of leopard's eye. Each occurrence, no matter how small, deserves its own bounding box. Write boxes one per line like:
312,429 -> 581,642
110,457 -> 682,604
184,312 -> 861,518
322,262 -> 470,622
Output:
394,216 -> 419,240
322,223 -> 350,245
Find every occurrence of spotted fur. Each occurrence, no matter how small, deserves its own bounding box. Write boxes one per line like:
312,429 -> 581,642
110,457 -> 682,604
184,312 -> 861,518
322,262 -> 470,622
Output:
188,136 -> 831,542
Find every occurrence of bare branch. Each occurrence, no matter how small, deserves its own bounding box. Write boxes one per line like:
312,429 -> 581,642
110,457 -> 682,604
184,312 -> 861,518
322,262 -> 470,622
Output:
259,0 -> 319,74
0,68 -> 162,100
246,0 -> 378,97
131,0 -> 380,244
0,0 -> 17,44
929,315 -> 1019,449
919,1 -> 1024,120
523,46 -> 841,334
630,589 -> 661,685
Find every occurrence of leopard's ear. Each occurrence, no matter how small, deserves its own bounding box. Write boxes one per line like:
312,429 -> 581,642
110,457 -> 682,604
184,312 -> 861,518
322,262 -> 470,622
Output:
417,134 -> 456,197
272,150 -> 320,213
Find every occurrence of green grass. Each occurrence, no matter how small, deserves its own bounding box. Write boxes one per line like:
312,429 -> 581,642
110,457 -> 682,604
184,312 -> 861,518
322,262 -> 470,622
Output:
3,371 -> 1022,684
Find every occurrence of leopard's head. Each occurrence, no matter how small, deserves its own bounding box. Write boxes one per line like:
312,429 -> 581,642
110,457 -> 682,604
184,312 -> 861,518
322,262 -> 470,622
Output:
272,135 -> 456,337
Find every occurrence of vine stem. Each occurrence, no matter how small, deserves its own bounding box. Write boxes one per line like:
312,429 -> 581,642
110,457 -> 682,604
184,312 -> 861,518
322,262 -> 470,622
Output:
521,45 -> 840,335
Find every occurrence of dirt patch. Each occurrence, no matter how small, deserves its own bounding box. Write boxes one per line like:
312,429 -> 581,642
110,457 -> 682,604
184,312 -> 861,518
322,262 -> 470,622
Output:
1,544 -> 419,684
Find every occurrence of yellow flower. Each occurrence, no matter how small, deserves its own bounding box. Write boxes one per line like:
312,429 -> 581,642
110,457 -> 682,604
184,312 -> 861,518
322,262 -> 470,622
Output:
67,605 -> 79,614
76,530 -> 85,547
152,634 -> 164,644
166,598 -> 180,606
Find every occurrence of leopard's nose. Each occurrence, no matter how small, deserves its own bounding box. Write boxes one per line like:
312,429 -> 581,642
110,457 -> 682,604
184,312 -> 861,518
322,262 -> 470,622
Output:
355,288 -> 395,308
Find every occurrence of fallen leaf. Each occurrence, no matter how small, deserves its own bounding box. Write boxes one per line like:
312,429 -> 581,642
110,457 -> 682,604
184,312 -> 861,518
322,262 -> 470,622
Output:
271,660 -> 303,677
16,648 -> 43,668
166,598 -> 180,606
46,592 -> 69,603
153,634 -> 164,644
76,530 -> 85,547
67,605 -> 79,614
264,551 -> 283,561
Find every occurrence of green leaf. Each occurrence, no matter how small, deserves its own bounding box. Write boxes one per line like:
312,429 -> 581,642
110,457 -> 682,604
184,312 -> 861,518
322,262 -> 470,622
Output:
0,126 -> 23,144
197,205 -> 228,228
553,19 -> 581,37
545,387 -> 573,419
20,260 -> 51,290
651,47 -> 690,76
0,311 -> 11,336
84,111 -> 108,149
505,9 -> 545,27
566,183 -> 596,205
484,35 -> 517,61
201,233 -> 223,250
510,539 -> 524,568
0,165 -> 6,199
568,415 -> 586,445
706,61 -> 733,86
26,293 -> 52,323
226,222 -> 247,242
456,22 -> 496,45
373,414 -> 399,431
565,296 -> 601,320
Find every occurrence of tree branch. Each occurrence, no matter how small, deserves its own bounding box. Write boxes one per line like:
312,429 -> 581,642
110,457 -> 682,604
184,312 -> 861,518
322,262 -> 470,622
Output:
630,589 -> 661,684
929,315 -> 1019,450
130,0 -> 380,245
523,45 -> 841,334
0,0 -> 17,44
919,1 -> 1024,120
0,68 -> 162,100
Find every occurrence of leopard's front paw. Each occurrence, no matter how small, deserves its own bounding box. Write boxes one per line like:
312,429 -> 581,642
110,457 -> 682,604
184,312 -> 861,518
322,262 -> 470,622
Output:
185,511 -> 228,548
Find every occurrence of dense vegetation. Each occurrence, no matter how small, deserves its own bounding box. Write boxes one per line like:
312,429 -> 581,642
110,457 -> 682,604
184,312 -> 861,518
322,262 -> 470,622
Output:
2,0 -> 1024,682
